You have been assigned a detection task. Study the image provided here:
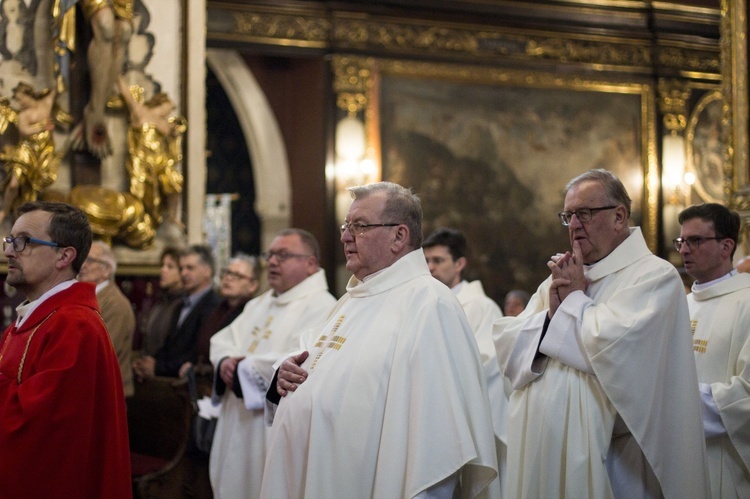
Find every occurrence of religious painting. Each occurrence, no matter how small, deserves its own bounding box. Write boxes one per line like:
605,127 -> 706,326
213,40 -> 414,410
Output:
686,90 -> 725,204
371,60 -> 656,304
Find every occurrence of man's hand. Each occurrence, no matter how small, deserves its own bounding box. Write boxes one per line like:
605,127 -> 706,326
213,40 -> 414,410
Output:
220,356 -> 245,386
547,243 -> 589,318
557,240 -> 589,300
277,351 -> 310,397
548,252 -> 572,318
132,355 -> 156,382
178,362 -> 193,378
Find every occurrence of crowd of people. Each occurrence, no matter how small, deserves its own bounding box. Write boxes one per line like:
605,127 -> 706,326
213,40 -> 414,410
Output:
1,168 -> 749,498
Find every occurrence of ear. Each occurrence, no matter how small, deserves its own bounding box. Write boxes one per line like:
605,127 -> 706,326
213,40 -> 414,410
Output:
56,247 -> 77,270
391,224 -> 410,253
306,256 -> 318,275
613,205 -> 628,229
248,279 -> 260,295
721,238 -> 736,260
455,256 -> 467,274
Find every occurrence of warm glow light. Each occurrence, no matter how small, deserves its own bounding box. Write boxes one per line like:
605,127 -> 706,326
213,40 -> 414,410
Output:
683,171 -> 696,185
335,116 -> 366,161
662,134 -> 686,190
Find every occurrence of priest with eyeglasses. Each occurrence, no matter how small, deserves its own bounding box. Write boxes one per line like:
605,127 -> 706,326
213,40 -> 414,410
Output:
262,182 -> 497,498
493,169 -> 709,498
0,201 -> 130,498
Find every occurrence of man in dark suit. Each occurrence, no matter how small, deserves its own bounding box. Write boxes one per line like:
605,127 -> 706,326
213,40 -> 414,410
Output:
133,244 -> 221,380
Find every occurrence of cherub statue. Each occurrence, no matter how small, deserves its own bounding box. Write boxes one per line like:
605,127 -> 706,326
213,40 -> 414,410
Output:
117,76 -> 186,230
0,82 -> 70,223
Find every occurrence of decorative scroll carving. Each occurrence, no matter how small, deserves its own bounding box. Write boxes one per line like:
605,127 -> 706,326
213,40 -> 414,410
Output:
658,78 -> 691,133
657,47 -> 722,75
231,12 -> 330,46
331,56 -> 371,115
212,8 -> 720,77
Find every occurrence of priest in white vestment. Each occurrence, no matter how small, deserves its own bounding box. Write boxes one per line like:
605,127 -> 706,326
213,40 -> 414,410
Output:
494,169 -> 709,498
208,229 -> 336,499
677,203 -> 750,497
262,182 -> 497,498
423,227 -> 507,498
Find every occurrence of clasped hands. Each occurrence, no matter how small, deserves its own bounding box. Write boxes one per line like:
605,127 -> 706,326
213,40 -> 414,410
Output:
547,240 -> 589,318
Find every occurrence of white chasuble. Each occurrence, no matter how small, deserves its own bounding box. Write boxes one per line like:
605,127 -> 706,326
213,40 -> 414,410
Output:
494,227 -> 709,499
261,250 -> 498,499
208,269 -> 336,499
690,272 -> 750,498
456,280 -> 508,498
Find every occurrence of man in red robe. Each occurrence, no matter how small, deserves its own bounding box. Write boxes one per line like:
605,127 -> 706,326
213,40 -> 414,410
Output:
0,201 -> 131,499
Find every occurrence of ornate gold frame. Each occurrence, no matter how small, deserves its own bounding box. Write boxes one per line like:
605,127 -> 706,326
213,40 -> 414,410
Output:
723,0 -> 750,208
686,89 -> 725,204
332,55 -> 659,251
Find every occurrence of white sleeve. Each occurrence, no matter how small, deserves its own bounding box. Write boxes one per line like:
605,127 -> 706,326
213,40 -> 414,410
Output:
236,357 -> 267,410
539,290 -> 595,374
502,310 -> 549,389
699,383 -> 727,437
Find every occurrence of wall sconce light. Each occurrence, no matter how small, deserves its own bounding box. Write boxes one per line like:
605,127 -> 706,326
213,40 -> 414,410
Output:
335,114 -> 373,186
662,132 -> 686,198
335,116 -> 366,162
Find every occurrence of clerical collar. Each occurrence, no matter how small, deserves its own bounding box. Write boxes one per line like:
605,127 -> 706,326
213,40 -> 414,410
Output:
451,280 -> 465,294
16,280 -> 77,328
95,280 -> 110,294
692,269 -> 737,292
362,266 -> 389,282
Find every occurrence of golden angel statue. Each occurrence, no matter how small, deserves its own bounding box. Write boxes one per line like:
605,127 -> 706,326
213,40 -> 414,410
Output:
0,82 -> 70,223
118,76 -> 186,229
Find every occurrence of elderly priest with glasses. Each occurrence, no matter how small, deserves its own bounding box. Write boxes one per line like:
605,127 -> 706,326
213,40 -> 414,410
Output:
0,201 -> 130,499
494,169 -> 709,498
262,182 -> 497,498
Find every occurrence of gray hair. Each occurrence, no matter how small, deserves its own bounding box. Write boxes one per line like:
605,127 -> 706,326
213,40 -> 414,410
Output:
347,181 -> 423,248
92,240 -> 117,276
565,169 -> 632,219
228,253 -> 260,279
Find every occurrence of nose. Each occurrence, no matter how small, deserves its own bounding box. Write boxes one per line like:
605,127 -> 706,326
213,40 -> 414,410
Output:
568,213 -> 584,229
341,227 -> 354,243
678,241 -> 690,255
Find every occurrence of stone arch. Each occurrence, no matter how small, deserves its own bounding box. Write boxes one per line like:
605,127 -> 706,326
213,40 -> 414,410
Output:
205,48 -> 291,249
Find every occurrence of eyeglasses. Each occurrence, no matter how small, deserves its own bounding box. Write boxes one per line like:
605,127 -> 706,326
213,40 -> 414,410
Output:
339,221 -> 401,237
3,235 -> 60,253
261,250 -> 312,262
220,268 -> 254,281
558,206 -> 618,226
673,236 -> 724,252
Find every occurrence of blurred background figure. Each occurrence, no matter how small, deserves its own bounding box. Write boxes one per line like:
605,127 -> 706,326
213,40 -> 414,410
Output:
190,253 -> 261,388
735,255 -> 750,274
78,240 -> 135,397
133,244 -> 220,380
139,246 -> 184,357
503,289 -> 529,317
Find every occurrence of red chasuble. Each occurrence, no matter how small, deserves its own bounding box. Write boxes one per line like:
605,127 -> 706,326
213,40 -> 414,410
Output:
0,281 -> 131,499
